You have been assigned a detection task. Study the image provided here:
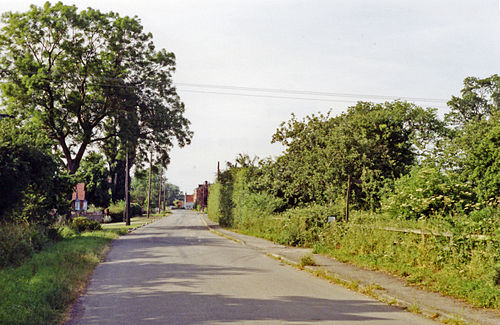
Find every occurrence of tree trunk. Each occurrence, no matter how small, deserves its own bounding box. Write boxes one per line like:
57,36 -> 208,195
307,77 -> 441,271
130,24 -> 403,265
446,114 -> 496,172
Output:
146,151 -> 152,218
125,148 -> 131,226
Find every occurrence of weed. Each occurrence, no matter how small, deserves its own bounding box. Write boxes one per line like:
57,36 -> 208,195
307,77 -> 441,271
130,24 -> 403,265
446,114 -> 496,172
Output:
300,254 -> 317,267
408,303 -> 421,314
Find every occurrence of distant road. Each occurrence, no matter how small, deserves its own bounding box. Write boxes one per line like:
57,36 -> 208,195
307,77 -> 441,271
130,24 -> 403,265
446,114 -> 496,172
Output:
67,210 -> 436,324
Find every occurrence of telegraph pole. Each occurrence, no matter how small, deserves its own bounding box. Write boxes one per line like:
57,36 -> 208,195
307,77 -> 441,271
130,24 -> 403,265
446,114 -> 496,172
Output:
125,147 -> 131,226
146,151 -> 152,218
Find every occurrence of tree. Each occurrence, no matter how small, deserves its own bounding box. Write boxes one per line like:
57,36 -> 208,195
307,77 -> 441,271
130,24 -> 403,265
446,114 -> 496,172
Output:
262,101 -> 445,209
0,2 -> 192,175
0,118 -> 72,224
446,74 -> 500,127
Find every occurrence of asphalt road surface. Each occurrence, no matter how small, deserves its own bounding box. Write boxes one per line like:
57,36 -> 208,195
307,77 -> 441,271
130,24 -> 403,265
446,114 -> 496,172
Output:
68,210 -> 436,324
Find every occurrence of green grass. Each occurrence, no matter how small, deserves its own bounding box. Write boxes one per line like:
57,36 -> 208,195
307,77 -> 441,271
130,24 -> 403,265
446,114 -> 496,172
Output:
0,215 -> 167,324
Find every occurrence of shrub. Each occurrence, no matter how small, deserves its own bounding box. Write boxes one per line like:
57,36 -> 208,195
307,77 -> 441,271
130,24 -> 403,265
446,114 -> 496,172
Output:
275,204 -> 334,246
70,217 -> 101,233
107,201 -> 142,222
300,254 -> 317,267
0,223 -> 60,268
382,165 -> 475,220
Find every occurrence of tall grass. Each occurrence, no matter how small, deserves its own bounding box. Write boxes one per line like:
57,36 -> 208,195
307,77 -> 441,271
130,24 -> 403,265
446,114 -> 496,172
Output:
0,229 -> 122,324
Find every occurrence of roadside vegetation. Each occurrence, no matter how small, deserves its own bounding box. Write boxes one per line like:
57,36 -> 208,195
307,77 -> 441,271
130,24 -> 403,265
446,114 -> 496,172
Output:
0,214 -> 168,325
208,75 -> 500,310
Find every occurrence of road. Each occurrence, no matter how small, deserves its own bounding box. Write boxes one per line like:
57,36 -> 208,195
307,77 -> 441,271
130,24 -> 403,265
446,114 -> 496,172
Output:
68,210 -> 436,324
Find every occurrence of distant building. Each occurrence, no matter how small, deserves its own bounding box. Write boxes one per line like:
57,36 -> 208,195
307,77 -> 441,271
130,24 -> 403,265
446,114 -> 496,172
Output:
194,181 -> 210,210
184,193 -> 194,209
72,183 -> 88,212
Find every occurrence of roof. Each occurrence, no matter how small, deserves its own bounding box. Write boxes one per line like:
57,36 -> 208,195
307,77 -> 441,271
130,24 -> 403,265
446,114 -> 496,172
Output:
72,183 -> 86,201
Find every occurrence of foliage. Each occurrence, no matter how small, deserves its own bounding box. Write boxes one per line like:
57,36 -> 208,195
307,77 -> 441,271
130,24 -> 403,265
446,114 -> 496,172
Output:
0,2 -> 192,174
107,200 -> 142,222
207,169 -> 235,227
446,74 -> 500,127
0,230 -> 117,324
0,223 -> 42,268
70,217 -> 102,233
452,111 -> 500,202
259,101 -> 444,210
0,118 -> 72,225
130,167 -> 181,209
382,164 -> 476,220
313,221 -> 499,309
76,152 -> 111,208
300,254 -> 317,267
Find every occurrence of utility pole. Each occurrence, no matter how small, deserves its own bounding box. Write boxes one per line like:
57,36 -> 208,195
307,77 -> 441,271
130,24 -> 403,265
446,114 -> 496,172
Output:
158,166 -> 162,214
345,175 -> 351,223
146,151 -> 152,218
125,147 -> 131,226
162,181 -> 167,211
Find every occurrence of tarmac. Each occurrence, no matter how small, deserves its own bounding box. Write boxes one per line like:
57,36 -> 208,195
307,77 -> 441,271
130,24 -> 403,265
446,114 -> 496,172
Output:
199,213 -> 500,325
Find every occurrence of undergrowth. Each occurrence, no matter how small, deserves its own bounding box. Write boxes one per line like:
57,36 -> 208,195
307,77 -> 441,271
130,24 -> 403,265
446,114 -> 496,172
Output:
0,228 -> 125,324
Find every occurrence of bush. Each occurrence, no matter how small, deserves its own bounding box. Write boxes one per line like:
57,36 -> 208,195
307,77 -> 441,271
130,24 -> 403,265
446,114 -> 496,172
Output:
382,165 -> 475,220
0,119 -> 73,225
274,204 -> 334,246
107,201 -> 143,222
0,223 -> 60,268
70,217 -> 101,233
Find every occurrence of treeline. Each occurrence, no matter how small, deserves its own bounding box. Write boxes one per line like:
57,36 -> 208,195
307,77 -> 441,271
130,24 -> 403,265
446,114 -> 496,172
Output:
208,75 -> 499,308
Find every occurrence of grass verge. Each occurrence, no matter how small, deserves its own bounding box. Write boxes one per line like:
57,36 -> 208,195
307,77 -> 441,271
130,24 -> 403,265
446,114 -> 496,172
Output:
0,215 -> 166,325
219,211 -> 499,310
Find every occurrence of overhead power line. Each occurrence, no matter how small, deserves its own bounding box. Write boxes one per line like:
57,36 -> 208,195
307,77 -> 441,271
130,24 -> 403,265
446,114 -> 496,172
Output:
180,89 -> 361,104
176,82 -> 448,104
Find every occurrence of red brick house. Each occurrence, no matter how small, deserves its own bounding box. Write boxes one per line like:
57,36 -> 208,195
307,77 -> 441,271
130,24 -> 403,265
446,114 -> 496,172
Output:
72,183 -> 88,211
184,193 -> 194,209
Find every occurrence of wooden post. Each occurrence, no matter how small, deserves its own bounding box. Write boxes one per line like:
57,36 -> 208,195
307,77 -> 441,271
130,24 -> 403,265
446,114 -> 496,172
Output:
162,180 -> 167,211
158,167 -> 162,214
125,147 -> 130,226
345,175 -> 351,222
146,151 -> 152,218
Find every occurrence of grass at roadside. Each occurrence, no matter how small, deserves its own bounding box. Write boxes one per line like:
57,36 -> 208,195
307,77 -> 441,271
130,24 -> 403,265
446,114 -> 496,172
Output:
0,214 -> 167,325
216,211 -> 499,310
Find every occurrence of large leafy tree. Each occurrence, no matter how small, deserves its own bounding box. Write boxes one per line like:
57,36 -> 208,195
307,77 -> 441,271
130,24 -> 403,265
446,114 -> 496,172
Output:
0,2 -> 192,174
261,101 -> 445,209
446,74 -> 500,127
444,75 -> 500,203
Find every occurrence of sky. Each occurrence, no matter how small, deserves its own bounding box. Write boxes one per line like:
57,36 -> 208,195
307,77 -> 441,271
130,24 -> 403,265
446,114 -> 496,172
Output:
1,0 -> 500,193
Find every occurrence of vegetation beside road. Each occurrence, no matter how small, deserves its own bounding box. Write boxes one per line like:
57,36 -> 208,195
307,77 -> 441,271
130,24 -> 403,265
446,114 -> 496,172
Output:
208,75 -> 500,310
0,215 -> 166,325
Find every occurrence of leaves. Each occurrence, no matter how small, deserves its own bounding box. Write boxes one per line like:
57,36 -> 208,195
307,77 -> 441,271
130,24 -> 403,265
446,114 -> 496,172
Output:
0,2 -> 192,174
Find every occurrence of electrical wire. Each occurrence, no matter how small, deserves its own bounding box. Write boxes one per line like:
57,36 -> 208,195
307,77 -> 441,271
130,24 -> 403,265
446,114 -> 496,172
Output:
179,89 -> 362,104
176,82 -> 448,104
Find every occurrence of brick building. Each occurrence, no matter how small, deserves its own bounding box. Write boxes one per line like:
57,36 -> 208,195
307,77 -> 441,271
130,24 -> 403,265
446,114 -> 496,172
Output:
194,181 -> 210,210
